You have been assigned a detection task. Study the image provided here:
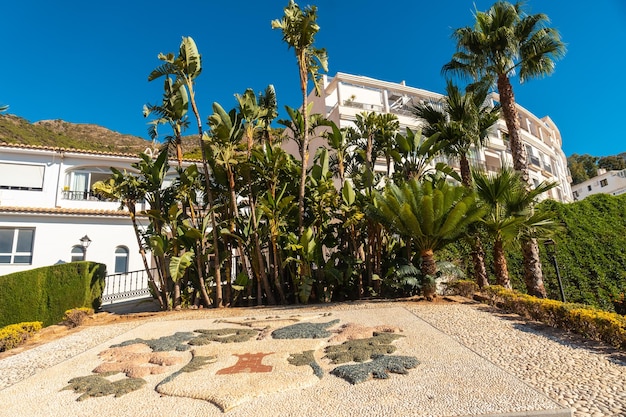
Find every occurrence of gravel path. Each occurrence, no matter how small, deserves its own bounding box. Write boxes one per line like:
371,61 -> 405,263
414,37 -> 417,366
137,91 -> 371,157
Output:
408,303 -> 626,417
0,301 -> 624,417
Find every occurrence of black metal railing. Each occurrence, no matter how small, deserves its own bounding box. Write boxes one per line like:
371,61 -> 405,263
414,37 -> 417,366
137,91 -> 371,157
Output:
102,268 -> 157,304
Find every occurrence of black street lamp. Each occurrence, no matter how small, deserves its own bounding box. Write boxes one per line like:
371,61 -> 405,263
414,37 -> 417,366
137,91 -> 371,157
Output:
79,235 -> 92,261
544,239 -> 566,302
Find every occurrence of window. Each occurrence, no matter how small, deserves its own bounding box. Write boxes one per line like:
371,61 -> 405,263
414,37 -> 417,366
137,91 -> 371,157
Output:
587,185 -> 592,191
114,246 -> 129,273
64,168 -> 119,201
600,179 -> 608,187
71,246 -> 85,262
0,228 -> 34,264
0,163 -> 44,191
573,191 -> 579,198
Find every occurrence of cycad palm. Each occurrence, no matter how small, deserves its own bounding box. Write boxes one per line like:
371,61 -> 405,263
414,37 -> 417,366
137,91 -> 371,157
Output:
444,1 -> 565,298
371,180 -> 485,299
473,168 -> 557,288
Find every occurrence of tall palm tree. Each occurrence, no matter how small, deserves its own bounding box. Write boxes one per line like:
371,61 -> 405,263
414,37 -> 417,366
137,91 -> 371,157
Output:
143,76 -> 189,167
473,167 -> 558,288
272,0 -> 328,235
371,179 -> 485,300
148,36 -> 225,307
413,80 -> 500,187
413,80 -> 500,288
443,1 -> 565,297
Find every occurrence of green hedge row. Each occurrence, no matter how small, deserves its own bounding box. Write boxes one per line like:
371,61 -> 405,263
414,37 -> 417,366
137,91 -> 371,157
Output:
0,262 -> 105,327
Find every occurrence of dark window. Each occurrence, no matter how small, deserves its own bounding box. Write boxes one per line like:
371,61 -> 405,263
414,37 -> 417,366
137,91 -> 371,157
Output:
0,228 -> 34,264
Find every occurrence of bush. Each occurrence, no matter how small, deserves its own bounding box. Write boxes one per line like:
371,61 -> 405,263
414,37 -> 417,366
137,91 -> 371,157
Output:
445,279 -> 479,298
63,307 -> 95,328
0,262 -> 105,327
0,322 -> 43,352
481,286 -> 626,350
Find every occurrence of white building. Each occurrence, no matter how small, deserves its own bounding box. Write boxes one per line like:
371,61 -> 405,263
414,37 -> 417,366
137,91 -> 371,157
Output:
307,72 -> 573,202
0,143 -> 150,278
570,168 -> 626,201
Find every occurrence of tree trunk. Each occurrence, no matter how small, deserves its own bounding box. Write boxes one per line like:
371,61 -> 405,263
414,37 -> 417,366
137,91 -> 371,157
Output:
128,205 -> 164,310
521,238 -> 547,297
189,93 -> 223,308
459,154 -> 472,188
420,249 -> 437,301
471,235 -> 489,289
493,238 -> 511,289
497,74 -> 546,298
297,50 -> 308,236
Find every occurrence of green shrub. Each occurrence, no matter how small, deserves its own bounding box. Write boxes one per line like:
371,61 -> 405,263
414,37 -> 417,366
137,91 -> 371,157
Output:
0,262 -> 105,327
481,286 -> 626,349
445,279 -> 479,298
63,307 -> 95,328
0,321 -> 43,352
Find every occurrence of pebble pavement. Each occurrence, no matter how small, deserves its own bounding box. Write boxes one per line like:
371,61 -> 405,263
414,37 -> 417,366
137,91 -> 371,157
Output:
408,303 -> 626,417
0,300 -> 624,417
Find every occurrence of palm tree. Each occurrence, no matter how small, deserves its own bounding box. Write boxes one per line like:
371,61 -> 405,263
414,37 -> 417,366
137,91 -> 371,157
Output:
272,0 -> 328,234
143,76 -> 189,167
413,80 -> 500,288
443,1 -> 565,297
92,167 -> 165,309
371,179 -> 485,300
473,167 -> 558,288
148,36 -> 225,307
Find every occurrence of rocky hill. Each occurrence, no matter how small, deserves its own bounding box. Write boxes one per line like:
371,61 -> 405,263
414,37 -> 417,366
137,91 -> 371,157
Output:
0,114 -> 154,154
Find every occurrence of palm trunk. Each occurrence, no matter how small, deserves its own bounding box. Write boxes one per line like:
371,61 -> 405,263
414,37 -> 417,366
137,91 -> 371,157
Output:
420,249 -> 437,301
297,50 -> 308,236
493,238 -> 511,289
189,89 -> 223,308
471,235 -> 489,289
497,74 -> 546,298
128,204 -> 164,310
461,155 -> 488,288
521,238 -> 546,297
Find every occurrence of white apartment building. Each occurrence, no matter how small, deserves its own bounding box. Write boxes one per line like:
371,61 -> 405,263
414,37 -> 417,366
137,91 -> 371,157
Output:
0,143 -> 151,277
570,169 -> 626,201
308,72 -> 573,202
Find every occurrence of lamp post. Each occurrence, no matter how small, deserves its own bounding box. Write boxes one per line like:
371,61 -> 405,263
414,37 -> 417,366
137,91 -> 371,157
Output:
79,235 -> 91,261
544,239 -> 566,302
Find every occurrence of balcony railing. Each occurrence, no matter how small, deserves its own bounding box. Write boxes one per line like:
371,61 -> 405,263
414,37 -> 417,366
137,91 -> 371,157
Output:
62,190 -> 103,201
102,268 -> 157,304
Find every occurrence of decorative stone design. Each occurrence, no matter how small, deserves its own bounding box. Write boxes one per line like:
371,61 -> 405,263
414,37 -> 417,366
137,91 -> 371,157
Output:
93,343 -> 186,378
329,323 -> 402,343
272,319 -> 340,339
324,332 -> 404,364
287,350 -> 323,378
216,353 -> 273,374
189,328 -> 258,345
111,332 -> 195,352
330,355 -> 420,384
62,371 -> 146,401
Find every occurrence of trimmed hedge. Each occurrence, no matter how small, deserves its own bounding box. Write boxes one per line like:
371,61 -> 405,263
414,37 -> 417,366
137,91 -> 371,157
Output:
481,286 -> 626,350
0,262 -> 105,327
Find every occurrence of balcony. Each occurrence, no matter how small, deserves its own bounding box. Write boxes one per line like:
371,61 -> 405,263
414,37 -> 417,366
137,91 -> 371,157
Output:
62,190 -> 105,201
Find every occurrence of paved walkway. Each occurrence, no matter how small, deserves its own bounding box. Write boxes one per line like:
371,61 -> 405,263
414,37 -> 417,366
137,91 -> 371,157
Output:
0,300 -> 624,417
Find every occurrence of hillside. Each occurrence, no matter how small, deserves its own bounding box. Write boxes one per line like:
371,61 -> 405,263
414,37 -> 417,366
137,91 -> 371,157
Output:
0,114 -> 154,154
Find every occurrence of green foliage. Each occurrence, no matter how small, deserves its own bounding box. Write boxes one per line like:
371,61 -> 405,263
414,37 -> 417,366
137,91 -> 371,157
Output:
0,321 -> 42,352
531,194 -> 626,311
0,262 -> 105,327
567,153 -> 599,185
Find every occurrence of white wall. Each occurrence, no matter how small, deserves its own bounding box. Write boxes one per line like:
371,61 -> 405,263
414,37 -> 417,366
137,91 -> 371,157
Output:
0,212 -> 146,277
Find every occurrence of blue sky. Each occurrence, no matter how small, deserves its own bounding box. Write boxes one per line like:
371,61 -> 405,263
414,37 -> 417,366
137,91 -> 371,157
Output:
1,1 -> 624,157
